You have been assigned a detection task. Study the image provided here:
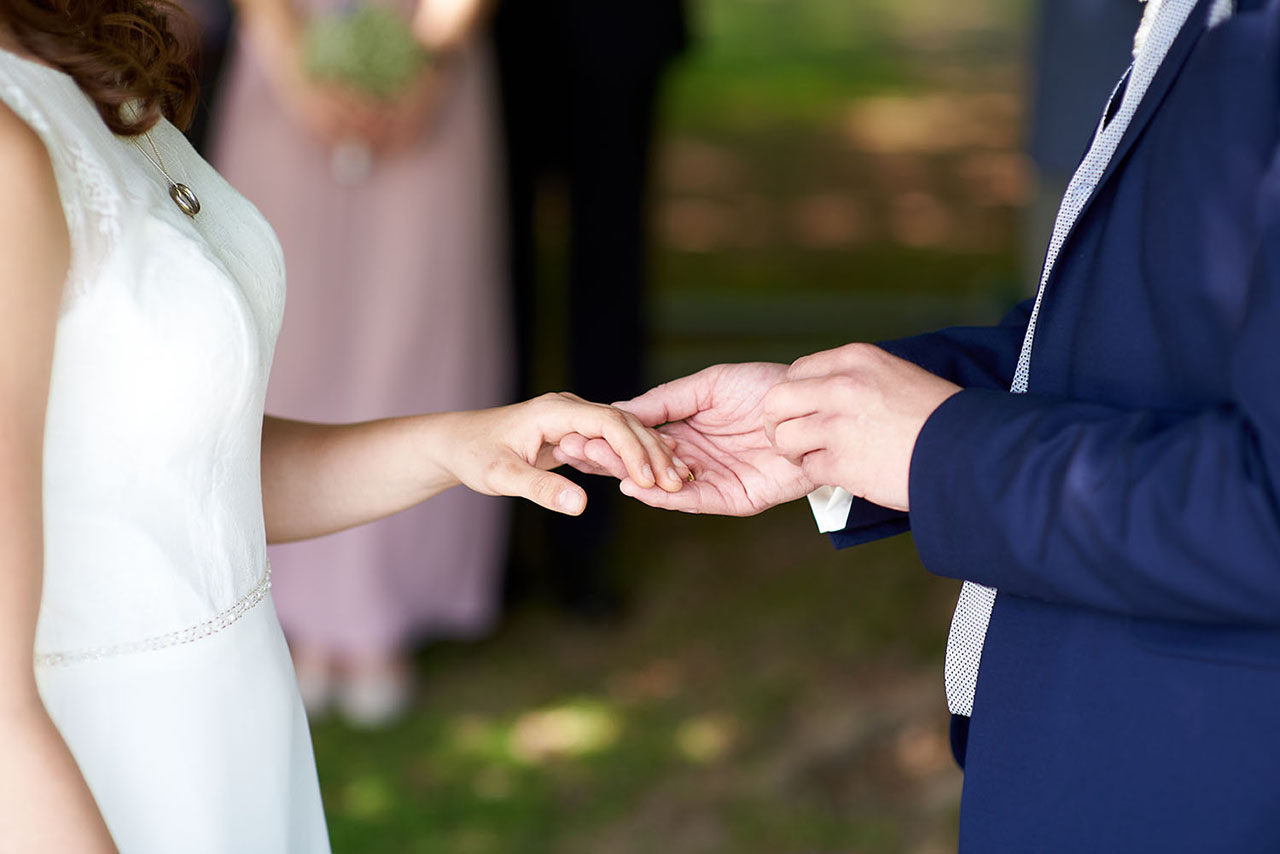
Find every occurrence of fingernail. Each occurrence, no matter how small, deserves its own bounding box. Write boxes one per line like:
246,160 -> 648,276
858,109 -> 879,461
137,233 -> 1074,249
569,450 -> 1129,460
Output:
642,464 -> 655,485
673,456 -> 687,470
558,489 -> 583,513
667,467 -> 680,485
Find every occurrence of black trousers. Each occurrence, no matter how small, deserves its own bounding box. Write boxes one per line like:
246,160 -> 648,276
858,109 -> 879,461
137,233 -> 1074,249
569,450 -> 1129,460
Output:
181,1 -> 235,156
495,18 -> 669,601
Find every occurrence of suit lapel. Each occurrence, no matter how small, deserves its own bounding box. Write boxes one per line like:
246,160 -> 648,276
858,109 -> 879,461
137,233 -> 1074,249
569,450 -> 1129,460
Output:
1050,0 -> 1212,277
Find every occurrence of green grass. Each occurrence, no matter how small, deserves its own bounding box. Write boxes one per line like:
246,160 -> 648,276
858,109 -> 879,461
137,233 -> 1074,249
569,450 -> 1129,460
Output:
316,509 -> 964,852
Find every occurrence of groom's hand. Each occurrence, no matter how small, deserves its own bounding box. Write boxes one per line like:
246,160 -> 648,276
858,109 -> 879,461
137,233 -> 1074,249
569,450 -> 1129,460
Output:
762,343 -> 960,512
556,363 -> 818,516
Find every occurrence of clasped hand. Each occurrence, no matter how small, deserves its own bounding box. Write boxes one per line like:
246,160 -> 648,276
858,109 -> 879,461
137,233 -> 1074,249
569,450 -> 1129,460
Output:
555,344 -> 960,515
443,392 -> 691,516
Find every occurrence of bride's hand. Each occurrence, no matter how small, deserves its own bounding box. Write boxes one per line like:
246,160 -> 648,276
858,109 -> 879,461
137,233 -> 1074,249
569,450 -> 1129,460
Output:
441,393 -> 693,515
364,63 -> 453,158
285,78 -> 387,147
241,3 -> 386,147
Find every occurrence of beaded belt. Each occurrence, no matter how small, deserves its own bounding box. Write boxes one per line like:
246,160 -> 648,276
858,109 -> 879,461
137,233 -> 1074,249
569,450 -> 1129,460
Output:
34,561 -> 272,668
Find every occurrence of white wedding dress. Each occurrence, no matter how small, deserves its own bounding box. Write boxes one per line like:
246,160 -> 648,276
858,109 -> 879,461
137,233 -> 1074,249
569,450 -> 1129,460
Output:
0,50 -> 331,852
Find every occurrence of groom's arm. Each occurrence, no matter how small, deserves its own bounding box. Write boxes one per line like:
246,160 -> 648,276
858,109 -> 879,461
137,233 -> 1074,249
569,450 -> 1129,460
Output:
818,298 -> 1033,546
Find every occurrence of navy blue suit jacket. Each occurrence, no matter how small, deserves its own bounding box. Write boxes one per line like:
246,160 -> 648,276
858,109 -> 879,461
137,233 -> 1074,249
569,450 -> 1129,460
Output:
833,1 -> 1280,849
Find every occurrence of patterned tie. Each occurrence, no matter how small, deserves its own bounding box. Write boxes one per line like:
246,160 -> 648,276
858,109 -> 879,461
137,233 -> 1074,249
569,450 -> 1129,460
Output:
942,0 -> 1225,717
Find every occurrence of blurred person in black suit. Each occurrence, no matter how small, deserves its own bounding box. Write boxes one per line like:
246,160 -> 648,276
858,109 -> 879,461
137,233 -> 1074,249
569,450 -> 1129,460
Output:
493,0 -> 688,617
174,0 -> 235,153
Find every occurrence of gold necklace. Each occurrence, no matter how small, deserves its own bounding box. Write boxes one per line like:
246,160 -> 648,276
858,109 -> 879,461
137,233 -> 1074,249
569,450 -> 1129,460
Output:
130,131 -> 201,218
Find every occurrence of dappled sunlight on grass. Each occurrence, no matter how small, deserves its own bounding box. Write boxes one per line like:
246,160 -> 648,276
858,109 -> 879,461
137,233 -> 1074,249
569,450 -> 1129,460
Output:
675,713 -> 738,764
339,774 -> 397,821
444,700 -> 625,766
790,193 -> 868,248
894,721 -> 955,781
313,509 -> 968,852
662,139 -> 748,194
889,190 -> 955,248
843,92 -> 1020,155
509,701 -> 623,764
447,714 -> 512,763
660,198 -> 739,252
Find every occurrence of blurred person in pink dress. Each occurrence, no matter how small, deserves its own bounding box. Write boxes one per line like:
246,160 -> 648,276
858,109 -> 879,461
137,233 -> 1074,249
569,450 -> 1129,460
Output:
211,0 -> 508,726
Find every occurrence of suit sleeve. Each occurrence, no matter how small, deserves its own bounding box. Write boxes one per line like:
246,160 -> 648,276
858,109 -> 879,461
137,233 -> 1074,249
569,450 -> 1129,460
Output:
905,165 -> 1280,626
829,299 -> 1033,545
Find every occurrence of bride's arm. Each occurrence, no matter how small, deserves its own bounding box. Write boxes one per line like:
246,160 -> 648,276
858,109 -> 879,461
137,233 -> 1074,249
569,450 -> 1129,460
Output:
261,397 -> 692,544
228,0 -> 303,90
0,104 -> 116,851
413,0 -> 496,53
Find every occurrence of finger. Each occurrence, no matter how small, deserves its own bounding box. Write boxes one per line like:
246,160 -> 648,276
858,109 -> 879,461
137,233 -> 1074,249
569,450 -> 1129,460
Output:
582,437 -> 632,480
788,342 -> 877,381
799,449 -> 841,490
576,403 -> 679,490
488,456 -> 588,516
584,435 -> 694,485
550,437 -> 629,480
619,411 -> 687,492
531,395 -> 657,489
556,401 -> 660,489
652,429 -> 694,483
533,396 -> 688,488
551,445 -> 614,478
598,415 -> 663,490
618,478 -> 707,514
613,366 -> 723,426
761,379 -> 826,445
771,414 -> 829,466
558,431 -> 590,460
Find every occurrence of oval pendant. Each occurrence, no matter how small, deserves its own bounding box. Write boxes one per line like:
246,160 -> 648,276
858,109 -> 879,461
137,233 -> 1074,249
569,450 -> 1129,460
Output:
170,183 -> 201,218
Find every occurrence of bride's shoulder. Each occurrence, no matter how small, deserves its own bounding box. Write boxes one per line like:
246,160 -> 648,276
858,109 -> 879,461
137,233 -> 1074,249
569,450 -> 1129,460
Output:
0,52 -> 60,183
0,93 -> 59,203
0,96 -> 70,292
0,93 -> 49,163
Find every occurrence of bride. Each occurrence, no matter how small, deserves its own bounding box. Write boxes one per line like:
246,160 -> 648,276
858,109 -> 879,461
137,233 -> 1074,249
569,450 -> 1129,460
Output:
0,2 -> 691,851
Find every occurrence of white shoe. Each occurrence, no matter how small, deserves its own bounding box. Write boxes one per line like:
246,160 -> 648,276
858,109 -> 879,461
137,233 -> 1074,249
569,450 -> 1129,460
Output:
336,664 -> 414,729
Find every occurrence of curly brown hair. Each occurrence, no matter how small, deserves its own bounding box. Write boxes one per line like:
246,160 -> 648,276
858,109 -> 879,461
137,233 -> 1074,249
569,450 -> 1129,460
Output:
1,1 -> 199,135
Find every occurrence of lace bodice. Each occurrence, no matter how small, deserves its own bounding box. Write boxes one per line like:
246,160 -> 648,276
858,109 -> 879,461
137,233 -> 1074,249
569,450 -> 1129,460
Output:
0,51 -> 288,662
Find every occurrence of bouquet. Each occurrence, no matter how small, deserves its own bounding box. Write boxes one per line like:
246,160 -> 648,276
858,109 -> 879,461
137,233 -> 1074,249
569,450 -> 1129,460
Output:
303,2 -> 429,100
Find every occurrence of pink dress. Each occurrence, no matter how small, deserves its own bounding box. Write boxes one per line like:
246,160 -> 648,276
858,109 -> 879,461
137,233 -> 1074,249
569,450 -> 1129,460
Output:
210,4 -> 511,659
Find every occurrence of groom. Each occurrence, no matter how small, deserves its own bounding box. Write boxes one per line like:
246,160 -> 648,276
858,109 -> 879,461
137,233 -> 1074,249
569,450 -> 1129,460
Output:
561,0 -> 1280,850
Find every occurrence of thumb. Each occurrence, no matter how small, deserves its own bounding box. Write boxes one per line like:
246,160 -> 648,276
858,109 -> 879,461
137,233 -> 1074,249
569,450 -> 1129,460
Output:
615,369 -> 713,426
489,456 -> 588,516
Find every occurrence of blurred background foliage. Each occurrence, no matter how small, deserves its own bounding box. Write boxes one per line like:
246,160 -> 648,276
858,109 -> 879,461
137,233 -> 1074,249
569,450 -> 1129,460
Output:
314,0 -> 1031,850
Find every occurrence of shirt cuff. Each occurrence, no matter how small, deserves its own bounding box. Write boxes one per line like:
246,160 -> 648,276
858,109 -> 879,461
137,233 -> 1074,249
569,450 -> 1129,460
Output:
807,486 -> 854,533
